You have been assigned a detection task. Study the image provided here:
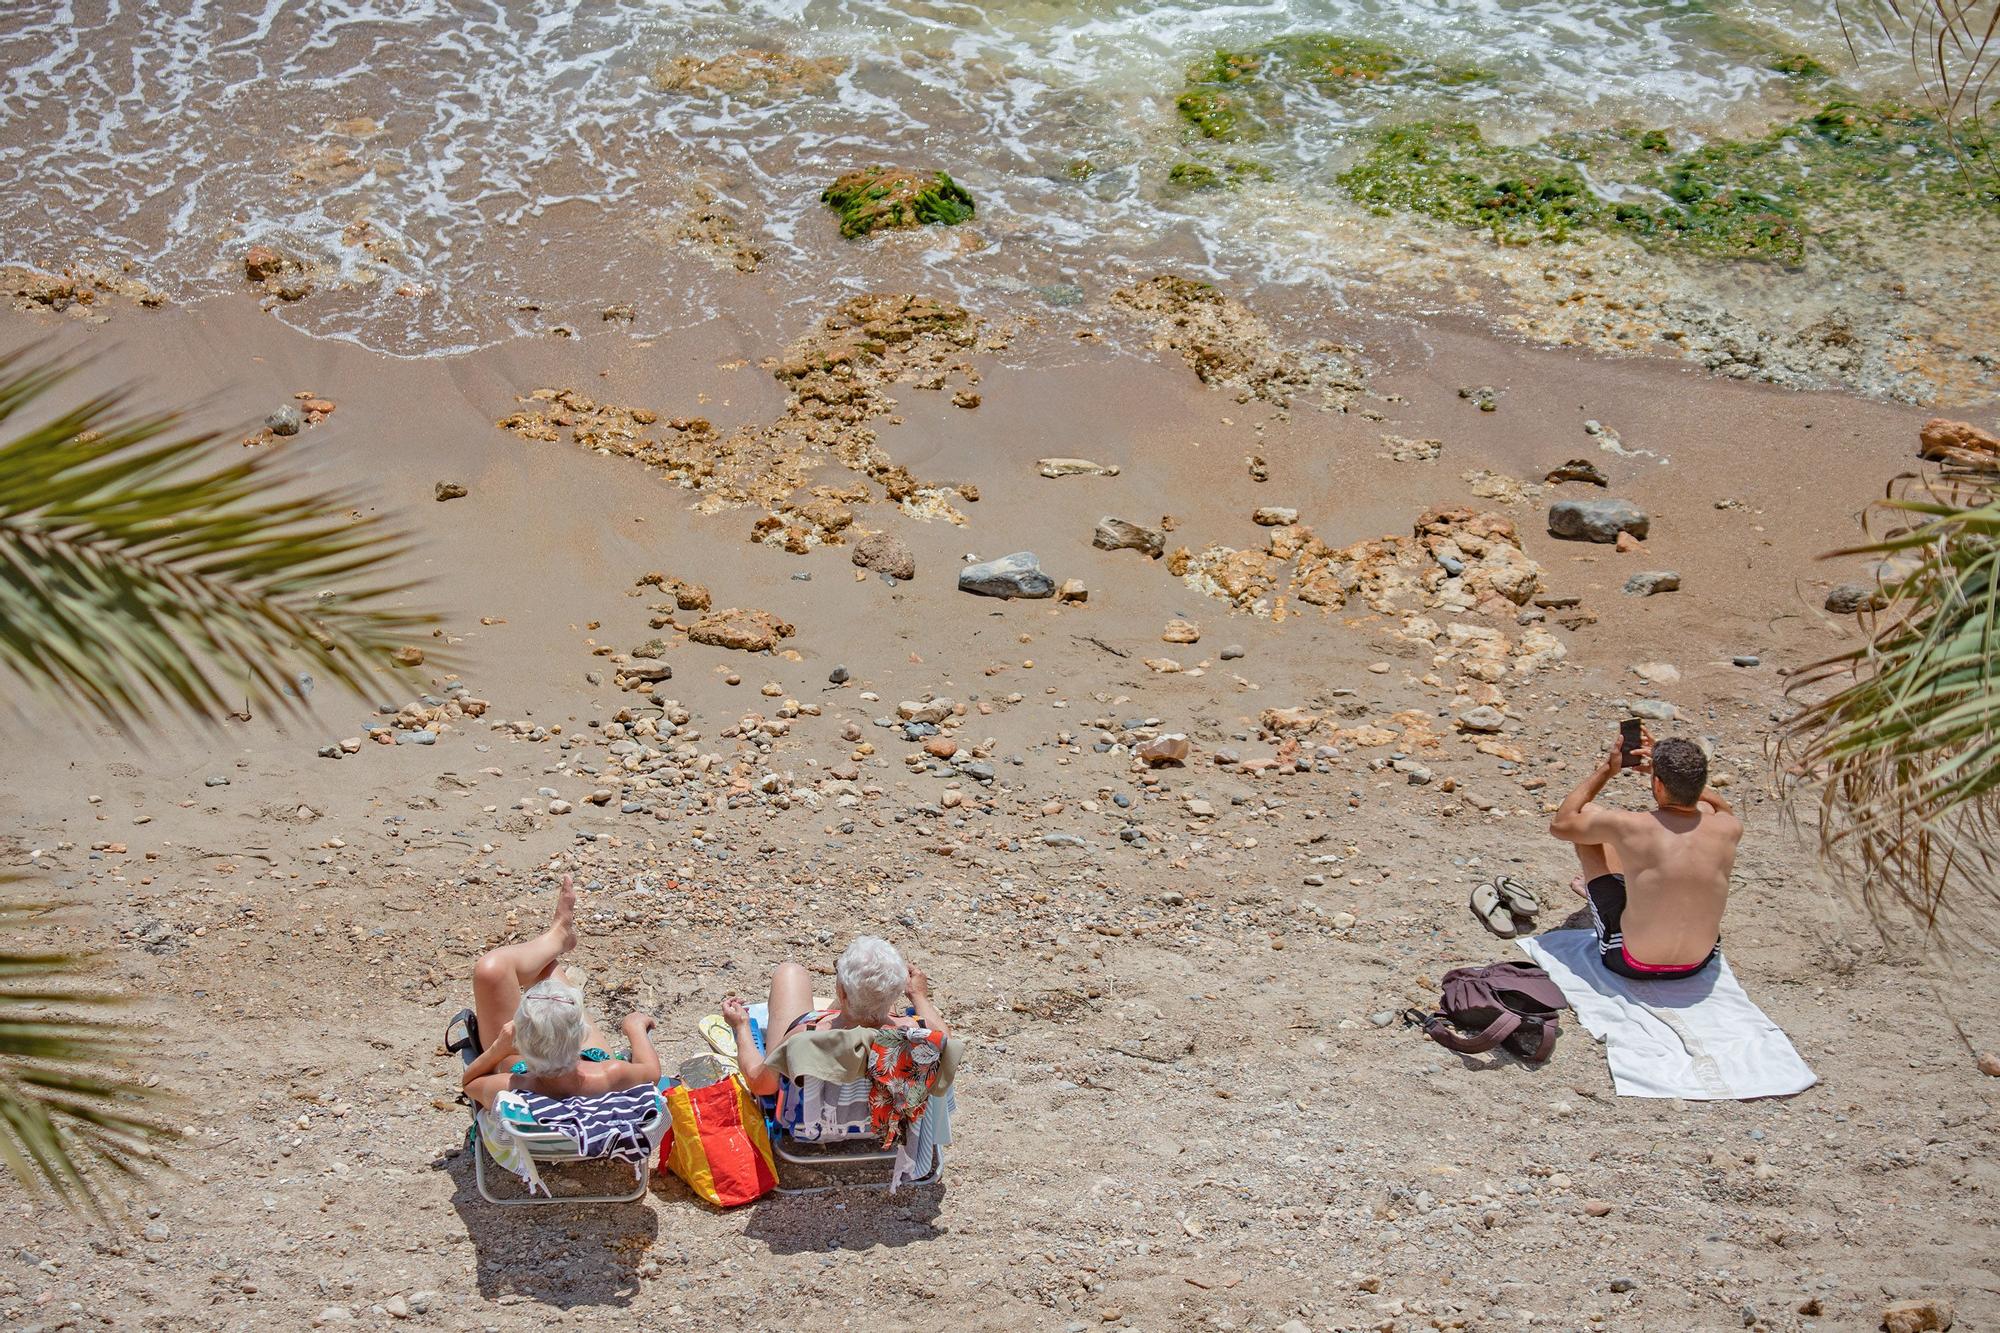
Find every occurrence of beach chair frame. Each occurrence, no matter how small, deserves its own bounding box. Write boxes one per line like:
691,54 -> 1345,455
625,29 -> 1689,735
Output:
445,1009 -> 665,1207
769,1072 -> 945,1196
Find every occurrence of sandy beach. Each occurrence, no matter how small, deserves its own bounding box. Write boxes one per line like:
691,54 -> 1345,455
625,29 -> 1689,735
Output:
1,262 -> 1996,1332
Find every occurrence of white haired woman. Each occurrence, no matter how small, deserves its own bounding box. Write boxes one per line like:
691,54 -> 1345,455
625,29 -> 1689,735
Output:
460,876 -> 661,1108
722,936 -> 945,1097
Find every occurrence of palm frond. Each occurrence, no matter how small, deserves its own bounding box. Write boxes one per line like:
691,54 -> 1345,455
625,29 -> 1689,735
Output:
1837,0 -> 2000,153
0,351 -> 436,727
1777,464 -> 2000,933
0,892 -> 179,1214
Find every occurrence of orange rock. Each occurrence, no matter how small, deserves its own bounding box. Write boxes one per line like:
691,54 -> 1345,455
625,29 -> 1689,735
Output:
1918,417 -> 2000,463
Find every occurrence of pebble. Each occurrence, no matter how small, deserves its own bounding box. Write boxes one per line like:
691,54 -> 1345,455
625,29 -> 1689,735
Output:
204,775 -> 229,787
1978,1051 -> 2000,1077
1549,497 -> 1648,544
1732,655 -> 1761,667
829,665 -> 850,684
1219,644 -> 1244,660
959,551 -> 1056,599
266,404 -> 303,436
1624,570 -> 1682,597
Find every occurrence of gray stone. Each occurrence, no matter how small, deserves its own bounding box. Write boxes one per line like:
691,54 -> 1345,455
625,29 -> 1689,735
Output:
266,404 -> 303,436
1548,498 -> 1648,543
1732,655 -> 1760,667
1091,517 -> 1164,558
204,775 -> 229,787
1219,644 -> 1245,660
1624,570 -> 1681,596
1456,705 -> 1506,733
959,552 -> 1055,599
1825,582 -> 1886,614
828,665 -> 850,684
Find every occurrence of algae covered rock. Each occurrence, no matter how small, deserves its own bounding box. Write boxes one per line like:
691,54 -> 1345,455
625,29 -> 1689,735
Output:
822,168 -> 976,239
1176,34 -> 1491,143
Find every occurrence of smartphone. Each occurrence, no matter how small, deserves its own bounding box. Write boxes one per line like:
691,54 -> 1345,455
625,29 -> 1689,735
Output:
1619,719 -> 1644,769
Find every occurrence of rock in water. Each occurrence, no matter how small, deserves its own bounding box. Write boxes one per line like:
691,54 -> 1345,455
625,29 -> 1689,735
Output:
1880,1298 -> 1955,1333
1092,517 -> 1165,558
852,531 -> 916,580
1624,570 -> 1681,596
1038,457 -> 1121,478
821,167 -> 975,238
1548,498 -> 1648,543
1545,458 -> 1610,486
959,552 -> 1054,599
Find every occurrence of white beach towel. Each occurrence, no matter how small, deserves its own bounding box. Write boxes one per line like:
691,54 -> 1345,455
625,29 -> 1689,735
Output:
1519,929 -> 1817,1100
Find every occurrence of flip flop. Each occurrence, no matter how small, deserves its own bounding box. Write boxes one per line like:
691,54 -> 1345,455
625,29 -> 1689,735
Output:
1494,875 -> 1540,917
1470,881 -> 1516,937
696,1014 -> 741,1073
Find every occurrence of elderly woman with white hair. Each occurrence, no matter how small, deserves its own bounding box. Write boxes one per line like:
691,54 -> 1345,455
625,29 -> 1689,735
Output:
460,876 -> 661,1108
722,936 -> 946,1098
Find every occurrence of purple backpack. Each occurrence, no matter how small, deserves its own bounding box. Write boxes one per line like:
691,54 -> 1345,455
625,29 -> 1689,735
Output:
1414,961 -> 1569,1063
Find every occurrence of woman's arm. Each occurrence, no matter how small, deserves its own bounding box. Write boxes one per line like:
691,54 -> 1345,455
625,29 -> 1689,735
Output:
461,1021 -> 517,1091
620,1014 -> 662,1086
906,966 -> 947,1039
723,997 -> 779,1097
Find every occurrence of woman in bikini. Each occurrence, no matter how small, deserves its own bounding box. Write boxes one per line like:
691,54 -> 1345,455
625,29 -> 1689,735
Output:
459,876 -> 662,1108
722,936 -> 945,1098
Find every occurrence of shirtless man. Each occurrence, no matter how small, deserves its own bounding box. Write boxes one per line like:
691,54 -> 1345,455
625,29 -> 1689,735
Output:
1547,729 -> 1741,980
459,876 -> 662,1107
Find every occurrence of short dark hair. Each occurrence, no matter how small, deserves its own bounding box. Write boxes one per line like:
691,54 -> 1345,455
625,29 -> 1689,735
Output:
1651,737 -> 1708,806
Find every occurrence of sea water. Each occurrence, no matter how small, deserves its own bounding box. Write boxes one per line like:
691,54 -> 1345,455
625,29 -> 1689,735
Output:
0,0 -> 1970,366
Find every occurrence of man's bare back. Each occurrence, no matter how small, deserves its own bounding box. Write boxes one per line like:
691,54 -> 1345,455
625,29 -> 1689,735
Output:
1593,804 -> 1740,966
1548,729 -> 1742,978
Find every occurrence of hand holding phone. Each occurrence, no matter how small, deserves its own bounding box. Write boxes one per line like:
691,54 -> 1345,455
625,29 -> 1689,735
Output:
1619,718 -> 1645,770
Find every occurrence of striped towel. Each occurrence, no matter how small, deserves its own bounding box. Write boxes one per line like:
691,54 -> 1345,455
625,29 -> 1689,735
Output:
512,1086 -> 662,1166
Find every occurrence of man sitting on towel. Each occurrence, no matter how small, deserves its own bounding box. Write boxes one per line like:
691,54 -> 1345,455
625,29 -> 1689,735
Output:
1548,729 -> 1740,980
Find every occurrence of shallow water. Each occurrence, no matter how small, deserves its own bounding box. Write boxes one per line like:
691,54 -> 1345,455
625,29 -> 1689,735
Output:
0,0 -> 1960,361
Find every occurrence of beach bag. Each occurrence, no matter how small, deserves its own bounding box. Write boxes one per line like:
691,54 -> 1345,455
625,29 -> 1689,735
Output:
1415,961 -> 1568,1063
661,1074 -> 777,1207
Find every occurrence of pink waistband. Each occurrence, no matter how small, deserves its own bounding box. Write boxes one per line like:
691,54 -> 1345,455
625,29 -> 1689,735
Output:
1620,944 -> 1707,974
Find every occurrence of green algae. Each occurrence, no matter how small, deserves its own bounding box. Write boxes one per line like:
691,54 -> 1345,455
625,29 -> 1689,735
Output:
1167,158 -> 1274,191
821,167 -> 975,238
1770,52 -> 1831,79
1176,33 -> 1492,142
1337,103 -> 1997,265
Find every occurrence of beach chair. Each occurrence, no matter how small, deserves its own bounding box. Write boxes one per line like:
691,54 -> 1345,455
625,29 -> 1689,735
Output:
753,1015 -> 952,1195
444,1008 -> 668,1206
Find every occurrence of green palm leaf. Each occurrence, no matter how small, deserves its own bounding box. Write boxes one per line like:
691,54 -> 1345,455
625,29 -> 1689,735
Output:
0,351 -> 435,725
0,890 -> 179,1213
1778,464 -> 2000,931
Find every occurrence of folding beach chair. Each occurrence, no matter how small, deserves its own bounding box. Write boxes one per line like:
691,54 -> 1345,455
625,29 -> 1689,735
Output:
770,1069 -> 952,1195
744,1011 -> 952,1196
445,1008 -> 668,1206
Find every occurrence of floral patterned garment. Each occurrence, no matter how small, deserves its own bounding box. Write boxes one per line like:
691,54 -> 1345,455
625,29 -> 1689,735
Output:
864,1026 -> 946,1148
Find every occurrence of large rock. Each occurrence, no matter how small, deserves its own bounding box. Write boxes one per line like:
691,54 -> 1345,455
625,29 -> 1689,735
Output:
687,607 -> 795,652
1549,498 -> 1648,543
852,531 -> 916,580
1880,1298 -> 1954,1333
1093,517 -> 1165,558
1918,417 -> 1999,464
958,552 -> 1054,599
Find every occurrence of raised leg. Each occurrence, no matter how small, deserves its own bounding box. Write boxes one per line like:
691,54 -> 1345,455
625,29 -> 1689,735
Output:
1569,842 -> 1623,897
763,960 -> 815,1053
472,877 -> 577,1039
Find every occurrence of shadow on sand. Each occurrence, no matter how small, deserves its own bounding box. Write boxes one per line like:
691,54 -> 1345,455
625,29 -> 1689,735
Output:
433,1142 -> 659,1309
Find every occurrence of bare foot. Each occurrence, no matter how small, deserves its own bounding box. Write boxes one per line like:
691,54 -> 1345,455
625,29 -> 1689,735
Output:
1570,875 -> 1588,899
549,874 -> 578,955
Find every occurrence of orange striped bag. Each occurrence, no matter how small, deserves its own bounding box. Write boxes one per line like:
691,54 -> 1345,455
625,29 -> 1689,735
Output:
661,1075 -> 777,1207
